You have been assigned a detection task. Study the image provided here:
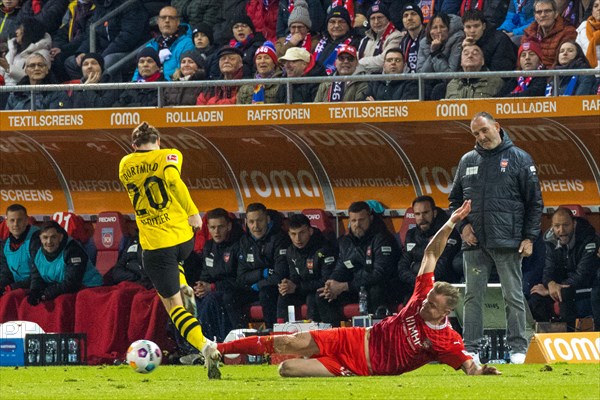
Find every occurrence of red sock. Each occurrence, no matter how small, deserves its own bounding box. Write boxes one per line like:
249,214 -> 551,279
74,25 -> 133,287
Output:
217,336 -> 275,355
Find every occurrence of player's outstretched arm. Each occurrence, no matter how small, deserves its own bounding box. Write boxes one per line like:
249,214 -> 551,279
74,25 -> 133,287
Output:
417,200 -> 471,277
461,359 -> 502,375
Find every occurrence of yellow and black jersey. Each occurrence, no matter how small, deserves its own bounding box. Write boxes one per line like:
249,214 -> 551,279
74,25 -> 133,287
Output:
119,148 -> 198,250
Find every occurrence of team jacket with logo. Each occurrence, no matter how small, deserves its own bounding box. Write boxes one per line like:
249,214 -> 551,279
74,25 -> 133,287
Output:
30,236 -> 102,300
286,230 -> 337,293
330,219 -> 401,293
398,207 -> 462,287
448,129 -> 543,249
237,226 -> 291,290
199,224 -> 243,292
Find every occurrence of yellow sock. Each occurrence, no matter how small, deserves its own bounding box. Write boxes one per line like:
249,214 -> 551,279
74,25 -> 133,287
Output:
169,305 -> 207,351
178,264 -> 188,287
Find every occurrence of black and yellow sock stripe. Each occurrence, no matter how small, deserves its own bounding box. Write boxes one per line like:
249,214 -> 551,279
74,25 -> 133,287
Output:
169,305 -> 207,350
178,263 -> 188,287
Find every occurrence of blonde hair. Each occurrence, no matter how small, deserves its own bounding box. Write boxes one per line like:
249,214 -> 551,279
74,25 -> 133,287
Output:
132,122 -> 160,147
432,281 -> 460,309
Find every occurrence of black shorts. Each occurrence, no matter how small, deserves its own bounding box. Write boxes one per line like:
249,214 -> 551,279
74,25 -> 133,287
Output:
142,237 -> 194,298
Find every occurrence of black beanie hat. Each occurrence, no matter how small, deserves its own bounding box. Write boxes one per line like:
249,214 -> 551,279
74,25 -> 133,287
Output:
180,50 -> 205,69
367,3 -> 391,21
192,22 -> 214,45
327,6 -> 352,27
231,13 -> 255,32
401,3 -> 425,24
81,52 -> 105,70
137,47 -> 161,66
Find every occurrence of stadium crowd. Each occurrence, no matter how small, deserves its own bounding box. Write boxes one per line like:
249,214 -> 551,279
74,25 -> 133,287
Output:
1,0 -> 600,109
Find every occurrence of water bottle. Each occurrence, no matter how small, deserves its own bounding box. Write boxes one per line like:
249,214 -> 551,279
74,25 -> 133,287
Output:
45,338 -> 57,364
27,338 -> 40,364
359,286 -> 368,316
68,339 -> 78,363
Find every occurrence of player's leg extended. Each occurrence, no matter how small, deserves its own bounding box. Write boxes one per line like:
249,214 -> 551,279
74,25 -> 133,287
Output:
217,331 -> 319,357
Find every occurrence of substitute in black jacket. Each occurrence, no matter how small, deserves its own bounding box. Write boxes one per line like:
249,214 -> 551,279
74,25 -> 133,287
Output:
317,201 -> 401,326
365,49 -> 418,101
103,234 -> 152,289
27,221 -> 102,305
528,208 -> 599,331
278,214 -> 337,322
397,196 -> 462,303
237,203 -> 291,328
193,208 -> 244,338
449,112 -> 543,364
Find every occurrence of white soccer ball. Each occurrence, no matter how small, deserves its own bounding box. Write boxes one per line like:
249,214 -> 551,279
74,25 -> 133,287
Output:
126,340 -> 162,373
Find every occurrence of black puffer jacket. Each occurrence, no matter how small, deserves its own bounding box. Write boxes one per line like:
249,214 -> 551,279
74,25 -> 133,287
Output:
237,224 -> 291,290
330,217 -> 401,293
365,78 -> 418,101
197,222 -> 244,292
542,217 -> 599,289
286,229 -> 337,293
449,129 -> 543,249
397,207 -> 462,287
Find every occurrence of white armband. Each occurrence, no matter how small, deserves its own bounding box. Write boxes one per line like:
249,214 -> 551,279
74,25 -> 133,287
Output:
444,220 -> 456,229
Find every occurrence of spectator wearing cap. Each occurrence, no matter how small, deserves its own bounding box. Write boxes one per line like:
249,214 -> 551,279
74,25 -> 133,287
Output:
498,0 -> 536,45
275,0 -> 321,57
445,43 -> 504,99
521,0 -> 577,68
229,13 -> 266,74
171,0 -> 220,29
114,48 -> 165,107
6,52 -> 70,110
164,50 -> 207,106
399,3 -> 426,73
237,41 -> 282,104
245,0 -> 279,42
192,23 -> 219,79
132,6 -> 194,82
71,53 -> 119,108
365,48 -> 419,101
275,46 -> 327,103
314,44 -> 368,102
197,46 -> 248,105
64,0 -> 148,80
276,0 -> 326,45
462,10 -> 517,73
506,40 -> 548,97
314,6 -> 362,75
357,2 -> 402,74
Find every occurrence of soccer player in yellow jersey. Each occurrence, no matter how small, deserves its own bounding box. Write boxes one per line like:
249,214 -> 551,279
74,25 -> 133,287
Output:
119,122 -> 221,379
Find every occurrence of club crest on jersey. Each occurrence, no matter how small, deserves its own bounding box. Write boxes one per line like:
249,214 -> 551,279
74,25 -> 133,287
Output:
500,158 -> 509,172
306,259 -> 314,272
166,154 -> 179,163
102,227 -> 114,248
366,247 -> 372,257
224,252 -> 230,263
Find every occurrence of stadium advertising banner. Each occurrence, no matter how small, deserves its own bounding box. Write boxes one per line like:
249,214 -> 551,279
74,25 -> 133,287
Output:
0,96 -> 598,216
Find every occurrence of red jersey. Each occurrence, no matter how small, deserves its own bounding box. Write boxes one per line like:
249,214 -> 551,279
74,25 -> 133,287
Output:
368,273 -> 470,375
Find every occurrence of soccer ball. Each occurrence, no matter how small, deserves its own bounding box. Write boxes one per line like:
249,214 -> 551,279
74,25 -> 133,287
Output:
126,340 -> 162,373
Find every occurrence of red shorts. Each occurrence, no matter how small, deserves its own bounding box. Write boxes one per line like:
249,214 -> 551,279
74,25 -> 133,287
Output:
309,327 -> 370,376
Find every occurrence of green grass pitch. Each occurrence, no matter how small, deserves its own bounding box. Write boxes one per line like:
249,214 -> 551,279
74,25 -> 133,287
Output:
1,363 -> 598,399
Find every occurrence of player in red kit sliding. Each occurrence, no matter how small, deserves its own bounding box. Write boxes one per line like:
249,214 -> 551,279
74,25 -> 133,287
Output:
214,200 -> 500,377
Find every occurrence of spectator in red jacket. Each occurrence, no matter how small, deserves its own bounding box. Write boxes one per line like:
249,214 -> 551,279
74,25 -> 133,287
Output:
521,0 -> 577,68
196,46 -> 247,105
